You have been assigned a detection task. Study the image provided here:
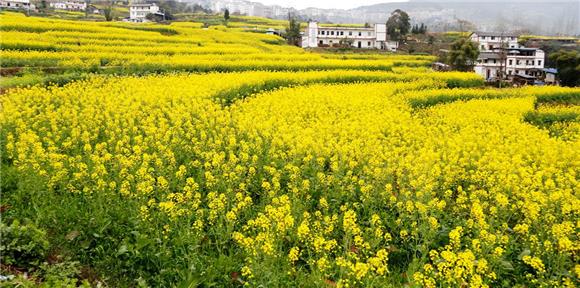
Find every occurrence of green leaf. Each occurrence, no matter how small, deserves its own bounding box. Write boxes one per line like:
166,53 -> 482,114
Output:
500,260 -> 514,271
518,249 -> 531,260
117,244 -> 128,255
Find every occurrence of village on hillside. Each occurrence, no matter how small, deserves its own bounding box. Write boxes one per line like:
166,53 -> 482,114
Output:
3,0 -> 576,87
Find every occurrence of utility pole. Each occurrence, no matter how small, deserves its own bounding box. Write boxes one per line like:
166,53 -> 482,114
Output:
498,32 -> 508,88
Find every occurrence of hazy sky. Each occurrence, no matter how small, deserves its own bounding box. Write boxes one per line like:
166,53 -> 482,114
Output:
257,0 -> 408,10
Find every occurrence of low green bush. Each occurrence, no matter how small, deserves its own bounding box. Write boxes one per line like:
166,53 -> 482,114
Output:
524,111 -> 579,127
0,219 -> 49,268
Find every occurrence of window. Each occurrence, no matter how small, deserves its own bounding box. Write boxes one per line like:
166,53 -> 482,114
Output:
491,36 -> 495,40
321,31 -> 325,35
358,32 -> 361,36
516,60 -> 520,65
493,59 -> 496,64
516,70 -> 519,74
508,70 -> 512,75
319,40 -> 323,45
368,41 -> 371,46
340,31 -> 344,36
481,45 -> 485,50
331,31 -> 334,35
349,31 -> 352,36
509,59 -> 513,65
538,60 -> 542,66
484,59 -> 488,63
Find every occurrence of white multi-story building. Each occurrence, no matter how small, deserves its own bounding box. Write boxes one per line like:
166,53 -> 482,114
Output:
129,3 -> 161,22
0,0 -> 34,10
471,32 -> 545,82
302,21 -> 398,51
470,31 -> 520,51
49,0 -> 86,11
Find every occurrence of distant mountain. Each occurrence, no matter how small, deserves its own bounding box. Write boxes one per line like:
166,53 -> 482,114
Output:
186,0 -> 579,36
348,1 -> 579,35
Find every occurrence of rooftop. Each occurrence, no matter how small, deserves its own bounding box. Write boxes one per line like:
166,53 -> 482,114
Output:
479,52 -> 501,59
471,31 -> 519,37
318,26 -> 374,31
507,47 -> 540,51
130,3 -> 156,7
515,74 -> 537,79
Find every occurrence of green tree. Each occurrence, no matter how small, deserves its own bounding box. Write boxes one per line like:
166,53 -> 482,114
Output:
447,37 -> 479,72
103,4 -> 113,21
285,13 -> 301,46
419,23 -> 427,34
412,23 -> 427,34
39,0 -> 48,13
386,9 -> 411,41
549,50 -> 580,87
224,8 -> 230,22
85,0 -> 91,18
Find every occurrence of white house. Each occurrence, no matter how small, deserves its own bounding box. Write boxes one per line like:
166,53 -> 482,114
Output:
470,31 -> 519,51
49,0 -> 86,11
129,2 -> 161,22
302,21 -> 399,51
0,0 -> 34,10
471,32 -> 545,82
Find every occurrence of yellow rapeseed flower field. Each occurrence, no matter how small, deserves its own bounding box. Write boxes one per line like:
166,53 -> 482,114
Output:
1,12 -> 579,288
0,12 -> 432,73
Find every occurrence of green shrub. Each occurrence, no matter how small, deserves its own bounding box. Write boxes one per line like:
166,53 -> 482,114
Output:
534,91 -> 580,108
523,111 -> 579,127
0,219 -> 49,268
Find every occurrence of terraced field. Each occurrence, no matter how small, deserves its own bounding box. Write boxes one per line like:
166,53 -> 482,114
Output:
0,12 -> 431,87
1,12 -> 579,288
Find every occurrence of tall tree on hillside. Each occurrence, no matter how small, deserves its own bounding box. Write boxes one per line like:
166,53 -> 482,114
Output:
448,37 -> 479,72
411,23 -> 426,34
549,50 -> 580,87
285,13 -> 301,46
419,23 -> 427,34
85,0 -> 91,18
103,1 -> 114,21
38,0 -> 48,13
224,8 -> 230,23
386,9 -> 410,41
